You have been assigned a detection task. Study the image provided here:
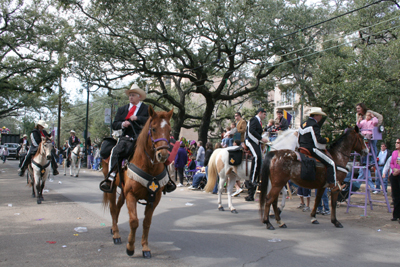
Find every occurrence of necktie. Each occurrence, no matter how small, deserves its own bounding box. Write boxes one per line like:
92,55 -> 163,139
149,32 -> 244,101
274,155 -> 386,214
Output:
260,120 -> 262,128
40,130 -> 45,137
73,136 -> 75,142
125,105 -> 137,120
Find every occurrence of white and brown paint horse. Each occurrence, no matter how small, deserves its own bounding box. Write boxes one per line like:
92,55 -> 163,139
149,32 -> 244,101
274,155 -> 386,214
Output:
27,137 -> 53,204
64,145 -> 83,177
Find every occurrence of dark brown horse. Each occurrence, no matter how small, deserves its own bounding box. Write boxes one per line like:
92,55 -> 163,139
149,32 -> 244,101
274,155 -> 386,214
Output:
102,106 -> 173,258
259,126 -> 368,229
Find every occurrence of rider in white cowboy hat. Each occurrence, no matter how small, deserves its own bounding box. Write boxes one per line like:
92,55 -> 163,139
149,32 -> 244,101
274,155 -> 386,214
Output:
18,120 -> 59,176
17,134 -> 30,156
66,130 -> 80,166
99,84 -> 149,193
298,107 -> 339,191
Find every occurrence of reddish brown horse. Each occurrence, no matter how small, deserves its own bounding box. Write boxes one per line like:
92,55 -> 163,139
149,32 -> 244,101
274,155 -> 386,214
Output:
102,106 -> 173,258
259,126 -> 368,229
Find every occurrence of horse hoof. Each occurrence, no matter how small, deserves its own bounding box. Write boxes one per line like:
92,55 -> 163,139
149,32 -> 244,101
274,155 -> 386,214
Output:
37,199 -> 42,204
64,174 -> 66,176
312,220 -> 320,224
126,248 -> 134,256
335,222 -> 343,228
110,228 -> 113,235
143,251 -> 152,259
218,207 -> 224,211
75,175 -> 78,177
279,224 -> 287,228
266,223 -> 275,230
231,209 -> 238,214
113,238 -> 122,244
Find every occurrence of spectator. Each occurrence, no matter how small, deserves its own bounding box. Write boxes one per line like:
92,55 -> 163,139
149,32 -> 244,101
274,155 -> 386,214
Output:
374,142 -> 391,194
229,122 -> 239,143
92,144 -> 101,171
389,138 -> 400,223
1,147 -> 9,163
234,112 -> 247,143
189,142 -> 214,190
265,119 -> 278,142
357,112 -> 378,140
275,110 -> 289,131
297,187 -> 311,212
196,141 -> 205,167
222,126 -> 233,147
174,141 -> 188,187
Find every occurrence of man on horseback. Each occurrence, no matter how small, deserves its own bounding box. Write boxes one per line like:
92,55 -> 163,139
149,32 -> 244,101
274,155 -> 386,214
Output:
99,84 -> 149,193
18,120 -> 59,176
298,107 -> 338,191
66,130 -> 80,166
17,134 -> 30,158
244,107 -> 269,201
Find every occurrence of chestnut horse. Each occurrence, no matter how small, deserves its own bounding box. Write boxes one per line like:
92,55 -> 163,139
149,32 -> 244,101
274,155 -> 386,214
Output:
259,126 -> 368,230
102,106 -> 173,258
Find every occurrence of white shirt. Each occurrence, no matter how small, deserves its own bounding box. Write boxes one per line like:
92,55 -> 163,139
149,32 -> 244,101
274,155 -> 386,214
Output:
377,150 -> 387,165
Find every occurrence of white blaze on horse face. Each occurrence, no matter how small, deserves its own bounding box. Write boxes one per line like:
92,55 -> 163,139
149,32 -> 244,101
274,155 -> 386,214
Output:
160,119 -> 168,129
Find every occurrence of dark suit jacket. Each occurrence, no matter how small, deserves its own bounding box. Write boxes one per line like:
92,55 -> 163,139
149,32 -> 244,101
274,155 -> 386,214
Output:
278,117 -> 289,131
246,116 -> 263,144
299,117 -> 327,150
30,129 -> 50,148
112,103 -> 149,138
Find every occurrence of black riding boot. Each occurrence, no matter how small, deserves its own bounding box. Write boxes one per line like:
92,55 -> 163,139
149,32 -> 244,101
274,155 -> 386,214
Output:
51,153 -> 59,176
245,180 -> 256,201
18,153 -> 32,176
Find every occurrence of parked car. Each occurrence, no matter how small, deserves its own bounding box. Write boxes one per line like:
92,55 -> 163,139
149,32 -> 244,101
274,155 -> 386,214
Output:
4,143 -> 19,159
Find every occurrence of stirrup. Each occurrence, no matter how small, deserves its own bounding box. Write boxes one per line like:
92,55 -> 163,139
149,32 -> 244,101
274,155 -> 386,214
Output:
99,179 -> 114,193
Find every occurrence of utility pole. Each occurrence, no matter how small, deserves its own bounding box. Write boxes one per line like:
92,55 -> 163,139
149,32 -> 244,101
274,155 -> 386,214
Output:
84,82 -> 90,166
57,75 -> 62,149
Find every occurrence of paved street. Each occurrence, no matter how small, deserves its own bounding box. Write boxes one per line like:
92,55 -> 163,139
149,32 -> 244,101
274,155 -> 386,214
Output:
1,159 -> 399,267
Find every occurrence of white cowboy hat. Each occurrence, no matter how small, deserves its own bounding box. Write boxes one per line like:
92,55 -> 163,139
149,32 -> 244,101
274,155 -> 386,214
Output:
70,130 -> 76,134
23,134 -> 27,138
125,84 -> 146,100
308,107 -> 327,116
35,120 -> 48,128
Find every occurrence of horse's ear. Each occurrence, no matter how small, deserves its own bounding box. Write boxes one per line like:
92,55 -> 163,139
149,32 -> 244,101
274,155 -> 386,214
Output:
148,105 -> 155,117
166,108 -> 174,121
354,125 -> 360,133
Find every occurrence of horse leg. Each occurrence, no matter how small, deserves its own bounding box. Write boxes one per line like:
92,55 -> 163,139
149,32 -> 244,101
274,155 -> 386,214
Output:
108,189 -> 124,244
76,159 -> 81,177
217,177 -> 225,211
280,187 -> 287,212
226,175 -> 238,213
263,186 -> 283,230
141,192 -> 162,259
125,191 -> 139,256
271,198 -> 286,228
39,181 -> 45,201
36,177 -> 42,204
311,187 -> 324,225
330,190 -> 343,228
31,176 -> 36,198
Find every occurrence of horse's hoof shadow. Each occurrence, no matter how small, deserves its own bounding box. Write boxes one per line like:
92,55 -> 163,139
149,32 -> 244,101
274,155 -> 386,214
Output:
126,248 -> 134,256
279,224 -> 287,228
231,209 -> 238,214
312,220 -> 320,224
218,207 -> 224,211
143,251 -> 151,259
113,238 -> 122,244
75,175 -> 79,177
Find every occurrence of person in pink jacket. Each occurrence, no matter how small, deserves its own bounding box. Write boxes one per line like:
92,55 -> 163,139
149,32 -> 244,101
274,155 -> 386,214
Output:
389,138 -> 400,222
357,112 -> 378,139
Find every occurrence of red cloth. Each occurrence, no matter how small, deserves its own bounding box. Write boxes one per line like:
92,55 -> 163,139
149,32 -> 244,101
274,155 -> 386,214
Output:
125,105 -> 136,120
39,130 -> 45,137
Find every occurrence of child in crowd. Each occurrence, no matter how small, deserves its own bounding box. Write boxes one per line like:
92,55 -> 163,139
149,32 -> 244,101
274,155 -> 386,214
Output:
357,111 -> 378,139
222,126 -> 233,147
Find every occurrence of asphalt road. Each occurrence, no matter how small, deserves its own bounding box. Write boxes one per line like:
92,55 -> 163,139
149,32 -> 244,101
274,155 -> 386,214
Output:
1,159 -> 399,267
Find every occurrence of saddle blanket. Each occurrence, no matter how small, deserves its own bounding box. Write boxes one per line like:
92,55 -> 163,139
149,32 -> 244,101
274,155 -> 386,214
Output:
299,152 -> 317,181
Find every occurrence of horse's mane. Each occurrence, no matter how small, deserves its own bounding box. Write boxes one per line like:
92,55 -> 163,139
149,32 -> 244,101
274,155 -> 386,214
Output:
327,127 -> 352,152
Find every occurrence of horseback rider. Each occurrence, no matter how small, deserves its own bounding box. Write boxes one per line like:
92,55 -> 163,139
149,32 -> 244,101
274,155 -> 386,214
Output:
18,120 -> 59,176
298,107 -> 338,191
244,107 -> 269,201
99,84 -> 149,193
17,134 -> 30,157
66,130 -> 80,164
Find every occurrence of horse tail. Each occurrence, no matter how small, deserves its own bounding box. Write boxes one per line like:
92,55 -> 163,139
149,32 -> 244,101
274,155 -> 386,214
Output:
204,150 -> 219,193
259,151 -> 275,219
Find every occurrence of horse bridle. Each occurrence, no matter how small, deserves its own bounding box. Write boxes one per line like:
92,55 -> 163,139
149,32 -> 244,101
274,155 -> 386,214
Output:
144,118 -> 170,164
